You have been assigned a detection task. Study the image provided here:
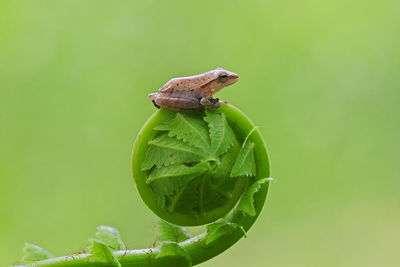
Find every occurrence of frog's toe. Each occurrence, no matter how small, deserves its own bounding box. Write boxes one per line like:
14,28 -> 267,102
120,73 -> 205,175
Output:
209,98 -> 219,104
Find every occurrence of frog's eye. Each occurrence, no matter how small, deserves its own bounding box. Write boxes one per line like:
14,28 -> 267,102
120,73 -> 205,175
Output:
218,73 -> 229,83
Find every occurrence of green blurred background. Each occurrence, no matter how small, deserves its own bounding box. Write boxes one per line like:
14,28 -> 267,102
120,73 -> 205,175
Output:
1,0 -> 399,266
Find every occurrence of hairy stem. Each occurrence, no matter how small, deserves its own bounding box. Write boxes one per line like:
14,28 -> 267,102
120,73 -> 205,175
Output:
24,104 -> 271,267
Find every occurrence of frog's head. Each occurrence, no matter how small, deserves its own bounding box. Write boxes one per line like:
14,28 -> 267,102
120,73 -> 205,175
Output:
206,68 -> 239,94
214,68 -> 239,86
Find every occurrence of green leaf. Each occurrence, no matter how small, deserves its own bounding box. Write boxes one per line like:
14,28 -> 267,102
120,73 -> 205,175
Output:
141,134 -> 205,171
213,147 -> 238,181
204,109 -> 235,157
154,112 -> 210,152
171,177 -> 202,216
21,243 -> 53,262
156,241 -> 192,267
230,142 -> 255,177
205,221 -> 246,246
95,226 -> 126,251
238,178 -> 273,216
88,239 -> 121,267
149,163 -> 207,209
230,128 -> 257,177
147,162 -> 208,183
156,220 -> 191,243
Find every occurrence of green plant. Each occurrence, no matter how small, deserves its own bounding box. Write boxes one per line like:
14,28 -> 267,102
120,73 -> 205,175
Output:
14,104 -> 272,267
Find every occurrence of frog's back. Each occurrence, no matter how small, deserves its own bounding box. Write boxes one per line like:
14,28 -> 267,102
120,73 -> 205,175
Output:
159,70 -> 216,93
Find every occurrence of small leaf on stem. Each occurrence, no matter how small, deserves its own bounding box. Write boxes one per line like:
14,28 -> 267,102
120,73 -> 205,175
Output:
156,241 -> 192,267
21,243 -> 54,262
156,220 -> 191,243
88,239 -> 121,267
205,221 -> 246,246
95,226 -> 126,251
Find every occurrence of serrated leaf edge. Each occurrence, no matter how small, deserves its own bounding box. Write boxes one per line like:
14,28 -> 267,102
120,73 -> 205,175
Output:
238,178 -> 273,216
204,109 -> 235,157
230,126 -> 258,177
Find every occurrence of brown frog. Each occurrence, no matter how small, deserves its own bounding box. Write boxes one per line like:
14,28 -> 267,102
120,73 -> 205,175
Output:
148,68 -> 239,110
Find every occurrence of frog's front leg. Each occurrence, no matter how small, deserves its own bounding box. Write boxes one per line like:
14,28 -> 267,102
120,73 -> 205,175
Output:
200,97 -> 227,109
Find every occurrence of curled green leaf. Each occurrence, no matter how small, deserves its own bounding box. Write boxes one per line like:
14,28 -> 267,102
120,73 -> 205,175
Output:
139,108 -> 247,223
14,104 -> 271,267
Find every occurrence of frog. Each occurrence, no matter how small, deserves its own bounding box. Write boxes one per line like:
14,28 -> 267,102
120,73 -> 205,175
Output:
148,68 -> 239,111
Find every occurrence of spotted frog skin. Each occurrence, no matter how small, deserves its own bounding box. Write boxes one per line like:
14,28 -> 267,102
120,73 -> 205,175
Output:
148,68 -> 239,111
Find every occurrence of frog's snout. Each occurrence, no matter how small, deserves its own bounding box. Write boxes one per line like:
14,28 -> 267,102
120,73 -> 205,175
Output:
232,74 -> 239,80
226,72 -> 239,86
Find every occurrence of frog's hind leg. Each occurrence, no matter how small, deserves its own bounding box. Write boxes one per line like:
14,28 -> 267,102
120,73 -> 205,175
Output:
155,96 -> 201,111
